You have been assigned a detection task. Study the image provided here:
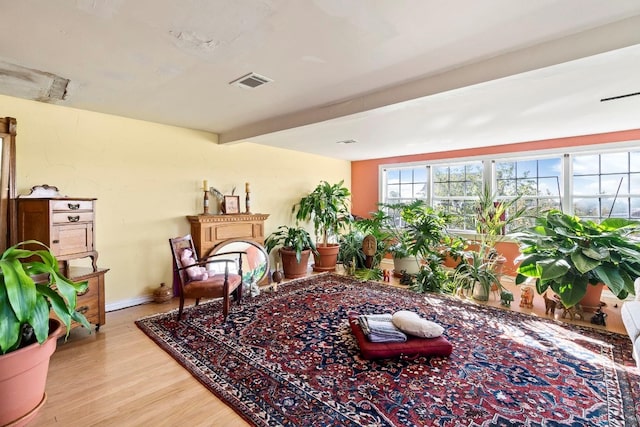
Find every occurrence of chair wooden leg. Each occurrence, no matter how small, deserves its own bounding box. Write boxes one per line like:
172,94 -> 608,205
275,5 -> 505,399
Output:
195,298 -> 200,306
177,295 -> 185,320
222,295 -> 230,320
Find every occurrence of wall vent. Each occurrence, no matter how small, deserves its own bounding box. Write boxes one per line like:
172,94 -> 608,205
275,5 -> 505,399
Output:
229,72 -> 273,89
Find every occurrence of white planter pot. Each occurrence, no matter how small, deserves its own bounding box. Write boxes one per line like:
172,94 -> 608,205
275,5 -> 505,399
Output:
393,256 -> 421,276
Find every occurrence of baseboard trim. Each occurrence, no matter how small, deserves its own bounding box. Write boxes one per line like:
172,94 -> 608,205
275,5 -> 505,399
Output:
106,295 -> 154,312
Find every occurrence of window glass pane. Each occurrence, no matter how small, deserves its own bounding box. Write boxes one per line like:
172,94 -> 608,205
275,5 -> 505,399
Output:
413,167 -> 427,182
516,160 -> 537,178
433,182 -> 448,197
537,177 -> 559,197
600,197 -> 627,218
600,152 -> 628,174
386,169 -> 399,184
608,198 -> 629,218
400,169 -> 413,183
538,158 -> 562,177
631,174 -> 640,192
631,152 -> 640,172
386,184 -> 400,199
496,161 -> 515,180
399,184 -> 413,198
601,174 -> 627,195
573,198 -> 599,218
631,197 -> 640,218
573,155 -> 599,175
573,176 -> 598,196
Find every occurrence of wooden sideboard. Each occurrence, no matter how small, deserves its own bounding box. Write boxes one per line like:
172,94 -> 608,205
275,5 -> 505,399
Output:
186,213 -> 269,258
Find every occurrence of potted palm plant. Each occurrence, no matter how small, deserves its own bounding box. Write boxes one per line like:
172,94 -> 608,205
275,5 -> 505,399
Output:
293,180 -> 352,272
514,209 -> 640,309
265,225 -> 318,279
0,240 -> 91,426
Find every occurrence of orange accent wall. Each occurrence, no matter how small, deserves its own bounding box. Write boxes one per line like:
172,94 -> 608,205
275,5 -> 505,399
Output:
351,128 -> 640,217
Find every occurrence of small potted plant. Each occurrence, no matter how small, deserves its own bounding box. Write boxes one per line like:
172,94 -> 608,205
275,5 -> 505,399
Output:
0,240 -> 91,426
376,200 -> 449,276
265,225 -> 318,279
514,209 -> 640,309
474,187 -> 530,274
293,180 -> 352,272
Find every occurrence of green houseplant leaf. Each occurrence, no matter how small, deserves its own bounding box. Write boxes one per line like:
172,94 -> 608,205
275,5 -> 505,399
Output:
515,209 -> 640,307
0,240 -> 91,354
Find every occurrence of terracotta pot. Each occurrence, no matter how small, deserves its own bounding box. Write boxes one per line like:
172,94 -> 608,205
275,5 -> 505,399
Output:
279,247 -> 311,279
0,319 -> 63,427
312,243 -> 340,272
580,282 -> 605,312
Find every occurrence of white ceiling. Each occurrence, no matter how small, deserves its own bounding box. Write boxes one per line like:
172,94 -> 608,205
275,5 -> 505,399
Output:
1,0 -> 639,161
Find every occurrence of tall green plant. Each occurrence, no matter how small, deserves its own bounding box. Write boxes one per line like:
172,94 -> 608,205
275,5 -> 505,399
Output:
515,209 -> 640,307
293,180 -> 352,245
0,241 -> 90,354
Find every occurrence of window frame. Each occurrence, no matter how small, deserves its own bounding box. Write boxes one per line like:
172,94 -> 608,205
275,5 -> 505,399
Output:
378,140 -> 639,231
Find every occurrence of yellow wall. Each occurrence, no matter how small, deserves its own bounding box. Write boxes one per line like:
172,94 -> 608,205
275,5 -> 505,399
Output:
1,94 -> 350,306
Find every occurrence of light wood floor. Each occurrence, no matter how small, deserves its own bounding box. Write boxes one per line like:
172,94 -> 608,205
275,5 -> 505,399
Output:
31,268 -> 629,427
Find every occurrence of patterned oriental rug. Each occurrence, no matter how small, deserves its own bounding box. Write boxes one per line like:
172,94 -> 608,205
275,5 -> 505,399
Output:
136,273 -> 640,427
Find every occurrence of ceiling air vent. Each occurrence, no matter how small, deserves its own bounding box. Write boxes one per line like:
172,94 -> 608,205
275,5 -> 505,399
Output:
229,72 -> 273,89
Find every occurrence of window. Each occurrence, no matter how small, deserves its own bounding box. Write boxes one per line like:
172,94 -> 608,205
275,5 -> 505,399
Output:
495,157 -> 563,229
379,143 -> 639,231
432,162 -> 482,230
383,166 -> 428,204
572,151 -> 640,220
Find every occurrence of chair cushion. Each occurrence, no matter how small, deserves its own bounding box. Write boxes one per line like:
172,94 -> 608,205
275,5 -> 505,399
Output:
183,273 -> 242,298
349,315 -> 452,360
392,310 -> 444,338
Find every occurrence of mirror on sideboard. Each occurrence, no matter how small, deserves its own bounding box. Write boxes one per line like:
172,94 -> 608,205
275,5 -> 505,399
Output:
0,117 -> 17,253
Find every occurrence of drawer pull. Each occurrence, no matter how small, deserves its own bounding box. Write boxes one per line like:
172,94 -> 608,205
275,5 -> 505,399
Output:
68,203 -> 80,210
76,306 -> 89,314
77,286 -> 90,297
67,215 -> 80,222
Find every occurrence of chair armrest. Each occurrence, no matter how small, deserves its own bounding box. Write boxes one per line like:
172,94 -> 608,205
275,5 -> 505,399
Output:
205,251 -> 247,260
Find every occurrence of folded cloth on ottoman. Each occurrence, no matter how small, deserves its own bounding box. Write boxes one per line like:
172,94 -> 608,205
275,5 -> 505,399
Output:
357,313 -> 407,343
349,315 -> 453,360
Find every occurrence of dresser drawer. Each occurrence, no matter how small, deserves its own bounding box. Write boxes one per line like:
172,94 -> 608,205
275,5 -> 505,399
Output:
51,199 -> 94,212
52,212 -> 94,224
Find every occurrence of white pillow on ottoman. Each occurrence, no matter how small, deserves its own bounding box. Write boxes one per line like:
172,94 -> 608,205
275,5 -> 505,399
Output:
392,310 -> 444,338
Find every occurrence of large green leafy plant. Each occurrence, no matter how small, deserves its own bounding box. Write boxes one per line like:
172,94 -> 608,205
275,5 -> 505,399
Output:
515,209 -> 640,307
0,240 -> 90,354
375,200 -> 449,259
293,180 -> 352,245
264,225 -> 317,262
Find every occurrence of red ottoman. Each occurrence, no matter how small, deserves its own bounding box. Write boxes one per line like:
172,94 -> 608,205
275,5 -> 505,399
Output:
349,315 -> 453,360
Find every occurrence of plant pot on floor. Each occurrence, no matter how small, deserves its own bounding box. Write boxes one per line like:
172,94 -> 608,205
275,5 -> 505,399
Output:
0,319 -> 63,427
580,282 -> 605,312
393,256 -> 421,278
312,244 -> 340,272
280,247 -> 311,279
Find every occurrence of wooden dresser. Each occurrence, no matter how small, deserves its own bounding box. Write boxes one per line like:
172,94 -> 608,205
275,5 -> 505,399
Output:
17,196 -> 108,331
17,198 -> 98,270
66,267 -> 108,330
186,213 -> 269,258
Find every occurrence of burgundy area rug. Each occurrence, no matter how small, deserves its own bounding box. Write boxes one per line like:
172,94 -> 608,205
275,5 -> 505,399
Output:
135,273 -> 640,427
